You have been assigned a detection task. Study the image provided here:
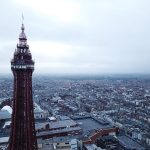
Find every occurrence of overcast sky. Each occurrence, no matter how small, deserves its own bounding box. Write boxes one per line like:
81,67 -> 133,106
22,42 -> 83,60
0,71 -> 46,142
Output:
0,0 -> 150,75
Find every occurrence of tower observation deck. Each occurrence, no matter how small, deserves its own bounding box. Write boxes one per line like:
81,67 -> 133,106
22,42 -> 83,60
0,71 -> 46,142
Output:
8,23 -> 38,150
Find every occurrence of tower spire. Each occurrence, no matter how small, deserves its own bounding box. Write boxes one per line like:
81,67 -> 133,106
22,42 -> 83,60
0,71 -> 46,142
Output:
21,14 -> 25,31
19,14 -> 27,46
22,13 -> 24,24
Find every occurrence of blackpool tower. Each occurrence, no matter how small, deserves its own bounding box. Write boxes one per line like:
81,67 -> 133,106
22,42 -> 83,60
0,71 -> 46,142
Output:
8,23 -> 38,150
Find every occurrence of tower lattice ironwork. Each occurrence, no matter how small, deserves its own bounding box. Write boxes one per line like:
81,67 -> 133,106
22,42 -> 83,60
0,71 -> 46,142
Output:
8,23 -> 38,150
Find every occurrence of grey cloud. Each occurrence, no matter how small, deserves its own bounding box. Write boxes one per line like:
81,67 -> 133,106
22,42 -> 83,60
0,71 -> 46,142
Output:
0,0 -> 150,74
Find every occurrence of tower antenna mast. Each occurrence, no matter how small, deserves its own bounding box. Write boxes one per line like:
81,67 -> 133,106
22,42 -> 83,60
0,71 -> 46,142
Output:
22,13 -> 24,24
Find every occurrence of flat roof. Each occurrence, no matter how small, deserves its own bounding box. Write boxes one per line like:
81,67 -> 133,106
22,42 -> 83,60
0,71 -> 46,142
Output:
0,137 -> 9,144
118,136 -> 145,150
35,119 -> 77,130
51,120 -> 77,129
75,118 -> 111,136
59,116 -> 71,120
37,126 -> 82,137
84,144 -> 103,150
41,136 -> 78,144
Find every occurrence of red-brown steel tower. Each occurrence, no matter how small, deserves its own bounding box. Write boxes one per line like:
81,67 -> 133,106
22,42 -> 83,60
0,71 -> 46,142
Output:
8,23 -> 38,150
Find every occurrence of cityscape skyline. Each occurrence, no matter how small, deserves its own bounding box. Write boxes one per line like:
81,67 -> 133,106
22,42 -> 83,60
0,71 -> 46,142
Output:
1,0 -> 150,75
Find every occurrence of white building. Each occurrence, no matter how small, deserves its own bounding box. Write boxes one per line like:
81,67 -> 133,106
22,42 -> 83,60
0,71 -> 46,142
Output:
34,103 -> 49,119
1,105 -> 12,114
146,134 -> 150,145
132,129 -> 142,141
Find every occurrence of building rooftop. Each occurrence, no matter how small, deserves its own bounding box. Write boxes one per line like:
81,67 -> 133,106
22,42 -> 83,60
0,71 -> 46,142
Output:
35,119 -> 77,130
0,137 -> 9,144
34,102 -> 44,113
75,117 -> 111,137
3,121 -> 11,128
0,110 -> 11,120
118,136 -> 145,150
59,116 -> 71,120
42,136 -> 78,144
37,126 -> 82,137
1,105 -> 12,114
84,144 -> 103,150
